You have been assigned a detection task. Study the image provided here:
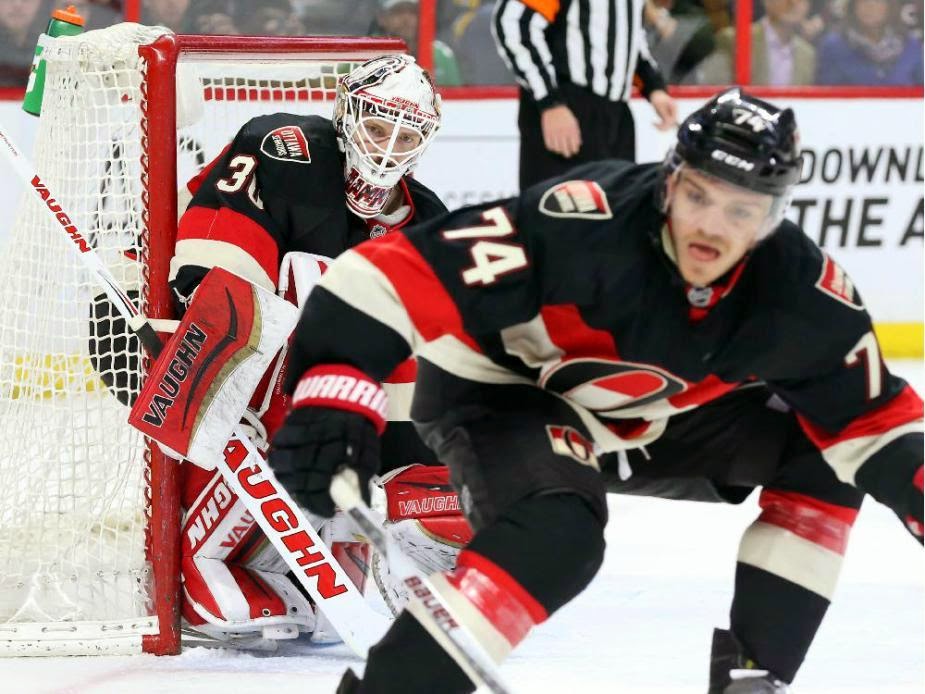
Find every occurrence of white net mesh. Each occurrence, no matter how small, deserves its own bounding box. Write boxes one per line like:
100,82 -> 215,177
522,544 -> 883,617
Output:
0,23 -> 389,655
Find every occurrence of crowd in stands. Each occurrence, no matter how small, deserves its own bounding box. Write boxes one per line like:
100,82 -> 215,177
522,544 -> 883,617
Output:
0,0 -> 922,87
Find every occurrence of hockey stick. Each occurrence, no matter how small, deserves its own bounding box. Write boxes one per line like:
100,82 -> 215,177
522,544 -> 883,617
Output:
0,123 -> 390,658
331,469 -> 515,694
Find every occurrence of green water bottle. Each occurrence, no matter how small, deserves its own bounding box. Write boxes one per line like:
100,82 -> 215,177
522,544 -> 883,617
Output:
22,5 -> 86,116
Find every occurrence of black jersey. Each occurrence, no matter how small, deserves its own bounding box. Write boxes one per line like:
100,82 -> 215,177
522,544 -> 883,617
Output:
170,112 -> 447,305
287,159 -> 923,481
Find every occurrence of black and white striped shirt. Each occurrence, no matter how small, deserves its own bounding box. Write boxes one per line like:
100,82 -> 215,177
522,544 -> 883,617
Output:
492,0 -> 666,107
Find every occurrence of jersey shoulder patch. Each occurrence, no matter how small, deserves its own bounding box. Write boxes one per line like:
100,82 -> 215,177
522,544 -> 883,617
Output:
539,180 -> 613,220
260,124 -> 311,164
815,253 -> 863,310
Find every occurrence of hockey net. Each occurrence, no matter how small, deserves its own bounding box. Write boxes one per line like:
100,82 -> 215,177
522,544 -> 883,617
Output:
0,23 -> 404,656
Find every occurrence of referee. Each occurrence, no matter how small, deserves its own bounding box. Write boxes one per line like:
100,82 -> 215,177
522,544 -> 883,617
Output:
493,0 -> 678,189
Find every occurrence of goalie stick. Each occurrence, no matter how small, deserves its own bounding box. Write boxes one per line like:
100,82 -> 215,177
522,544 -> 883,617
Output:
331,470 -> 514,694
0,122 -> 389,658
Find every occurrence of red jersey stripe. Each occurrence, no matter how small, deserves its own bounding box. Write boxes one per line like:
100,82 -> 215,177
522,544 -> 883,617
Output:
540,304 -> 619,359
668,374 -> 740,410
178,205 -> 281,286
798,385 -> 924,449
385,357 -> 418,384
354,233 -> 481,352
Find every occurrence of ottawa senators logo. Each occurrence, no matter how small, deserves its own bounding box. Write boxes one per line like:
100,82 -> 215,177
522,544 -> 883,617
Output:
815,254 -> 863,310
260,126 -> 311,163
539,180 -> 613,220
546,425 -> 599,469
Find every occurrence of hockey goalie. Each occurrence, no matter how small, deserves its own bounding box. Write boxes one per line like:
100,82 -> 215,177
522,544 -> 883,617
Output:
124,55 -> 472,650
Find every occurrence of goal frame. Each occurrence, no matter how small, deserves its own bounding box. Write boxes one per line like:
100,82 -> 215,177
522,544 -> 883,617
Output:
140,33 -> 406,656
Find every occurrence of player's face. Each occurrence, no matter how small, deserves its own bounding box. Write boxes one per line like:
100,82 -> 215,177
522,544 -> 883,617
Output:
667,168 -> 773,286
356,115 -> 424,160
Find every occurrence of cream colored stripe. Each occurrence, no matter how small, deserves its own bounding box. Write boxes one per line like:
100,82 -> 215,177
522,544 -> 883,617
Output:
417,335 -> 533,386
169,238 -> 275,292
737,521 -> 844,599
317,250 -> 417,348
821,420 -> 924,485
500,313 -> 564,368
383,381 -> 415,421
429,573 -> 512,664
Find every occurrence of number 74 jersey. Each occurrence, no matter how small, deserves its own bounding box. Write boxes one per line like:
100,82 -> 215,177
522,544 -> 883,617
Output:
287,159 -> 923,483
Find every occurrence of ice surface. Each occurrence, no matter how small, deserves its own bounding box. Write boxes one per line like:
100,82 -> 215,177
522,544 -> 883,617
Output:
2,361 -> 922,694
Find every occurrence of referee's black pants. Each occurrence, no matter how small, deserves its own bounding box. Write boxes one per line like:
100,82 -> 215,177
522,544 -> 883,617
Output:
517,83 -> 636,190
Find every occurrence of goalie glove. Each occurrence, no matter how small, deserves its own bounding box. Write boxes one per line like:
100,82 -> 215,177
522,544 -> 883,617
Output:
269,364 -> 386,517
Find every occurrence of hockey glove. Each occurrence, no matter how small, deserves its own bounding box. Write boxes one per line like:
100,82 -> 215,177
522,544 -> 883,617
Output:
269,365 -> 387,517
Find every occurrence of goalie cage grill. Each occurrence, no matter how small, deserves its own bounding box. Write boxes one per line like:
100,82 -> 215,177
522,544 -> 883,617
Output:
0,23 -> 406,656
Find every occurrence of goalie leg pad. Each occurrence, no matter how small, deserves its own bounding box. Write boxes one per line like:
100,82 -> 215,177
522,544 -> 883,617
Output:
180,464 -> 315,647
370,465 -> 473,615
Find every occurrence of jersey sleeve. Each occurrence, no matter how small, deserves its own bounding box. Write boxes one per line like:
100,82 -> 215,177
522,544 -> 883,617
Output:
285,169 -> 621,387
170,117 -> 286,311
762,248 -> 923,486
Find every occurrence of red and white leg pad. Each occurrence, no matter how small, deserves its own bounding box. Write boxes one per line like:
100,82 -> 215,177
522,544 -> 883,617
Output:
180,463 -> 315,649
430,549 -> 548,663
369,465 -> 474,615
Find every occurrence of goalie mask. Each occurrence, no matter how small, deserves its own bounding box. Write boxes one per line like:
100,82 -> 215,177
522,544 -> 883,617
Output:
334,55 -> 442,218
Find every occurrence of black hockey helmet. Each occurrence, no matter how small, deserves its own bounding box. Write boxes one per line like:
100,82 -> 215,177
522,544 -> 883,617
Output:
669,88 -> 803,197
660,89 -> 804,236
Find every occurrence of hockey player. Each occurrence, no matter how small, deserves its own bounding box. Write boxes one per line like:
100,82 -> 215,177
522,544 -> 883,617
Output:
268,88 -> 924,692
168,54 -> 470,649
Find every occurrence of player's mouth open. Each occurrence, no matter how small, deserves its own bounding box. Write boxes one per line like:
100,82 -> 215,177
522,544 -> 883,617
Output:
688,242 -> 720,262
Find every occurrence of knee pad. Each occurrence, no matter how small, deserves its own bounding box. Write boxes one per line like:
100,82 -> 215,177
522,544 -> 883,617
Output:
468,492 -> 606,614
430,493 -> 605,663
180,463 -> 315,648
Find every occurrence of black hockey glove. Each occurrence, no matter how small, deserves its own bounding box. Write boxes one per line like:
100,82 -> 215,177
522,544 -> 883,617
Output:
268,365 -> 388,518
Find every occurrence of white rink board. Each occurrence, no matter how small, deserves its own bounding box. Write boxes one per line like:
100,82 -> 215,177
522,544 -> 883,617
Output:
0,96 -> 922,324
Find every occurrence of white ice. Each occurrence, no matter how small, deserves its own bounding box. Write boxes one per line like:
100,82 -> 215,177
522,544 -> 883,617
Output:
3,361 -> 923,694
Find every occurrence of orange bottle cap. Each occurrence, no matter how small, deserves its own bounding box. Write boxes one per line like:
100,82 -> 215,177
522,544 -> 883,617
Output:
51,5 -> 86,26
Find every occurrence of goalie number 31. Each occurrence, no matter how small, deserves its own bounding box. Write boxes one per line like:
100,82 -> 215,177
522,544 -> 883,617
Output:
442,206 -> 528,286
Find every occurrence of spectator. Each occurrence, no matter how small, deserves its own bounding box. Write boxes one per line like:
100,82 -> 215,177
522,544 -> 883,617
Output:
370,0 -> 463,86
900,0 -> 922,41
439,0 -> 483,43
644,0 -> 716,84
0,0 -> 47,88
236,0 -> 306,35
698,0 -> 816,85
68,0 -> 121,30
493,0 -> 677,190
142,0 -> 191,31
296,0 -> 369,34
453,2 -> 511,84
816,0 -> 924,85
182,0 -> 242,34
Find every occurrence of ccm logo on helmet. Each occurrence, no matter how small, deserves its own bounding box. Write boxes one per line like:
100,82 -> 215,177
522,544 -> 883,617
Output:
711,149 -> 755,171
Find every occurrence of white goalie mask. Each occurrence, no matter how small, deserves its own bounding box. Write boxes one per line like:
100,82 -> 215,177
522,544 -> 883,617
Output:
333,54 -> 442,218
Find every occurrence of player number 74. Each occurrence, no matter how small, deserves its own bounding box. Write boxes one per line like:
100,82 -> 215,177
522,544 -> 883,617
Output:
442,206 -> 528,287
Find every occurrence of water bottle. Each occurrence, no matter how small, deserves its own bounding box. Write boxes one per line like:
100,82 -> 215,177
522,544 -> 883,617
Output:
22,5 -> 86,116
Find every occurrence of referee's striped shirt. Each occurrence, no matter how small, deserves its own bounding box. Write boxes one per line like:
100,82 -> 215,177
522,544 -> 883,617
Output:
492,0 -> 666,108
